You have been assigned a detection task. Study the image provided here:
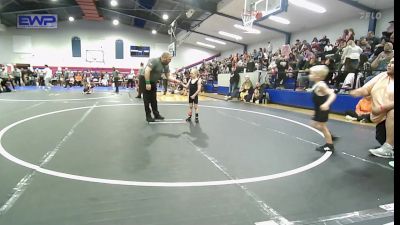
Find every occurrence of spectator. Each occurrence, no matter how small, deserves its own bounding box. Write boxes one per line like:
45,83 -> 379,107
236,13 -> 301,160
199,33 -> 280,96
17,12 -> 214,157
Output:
367,42 -> 394,81
350,58 -> 394,166
319,35 -> 330,48
112,67 -> 120,94
346,28 -> 355,41
0,66 -> 12,92
341,40 -> 363,72
371,42 -> 394,70
275,57 -> 289,88
239,75 -> 253,101
324,58 -> 336,85
251,82 -> 263,103
382,20 -> 394,41
365,31 -> 380,51
12,66 -> 22,87
359,37 -> 371,52
43,65 -> 53,90
127,69 -> 135,88
267,42 -> 273,56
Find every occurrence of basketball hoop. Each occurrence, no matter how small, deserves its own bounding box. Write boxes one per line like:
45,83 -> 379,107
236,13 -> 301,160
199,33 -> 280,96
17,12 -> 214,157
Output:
241,10 -> 261,29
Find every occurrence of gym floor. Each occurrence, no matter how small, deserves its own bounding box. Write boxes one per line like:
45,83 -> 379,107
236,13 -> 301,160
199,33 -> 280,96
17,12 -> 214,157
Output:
0,87 -> 394,225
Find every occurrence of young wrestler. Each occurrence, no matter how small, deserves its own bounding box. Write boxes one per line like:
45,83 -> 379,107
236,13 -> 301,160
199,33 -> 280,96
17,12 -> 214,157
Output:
182,68 -> 202,123
309,65 -> 337,151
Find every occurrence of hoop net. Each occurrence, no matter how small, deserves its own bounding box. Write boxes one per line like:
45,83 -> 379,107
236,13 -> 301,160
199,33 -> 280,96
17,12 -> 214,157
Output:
241,10 -> 257,29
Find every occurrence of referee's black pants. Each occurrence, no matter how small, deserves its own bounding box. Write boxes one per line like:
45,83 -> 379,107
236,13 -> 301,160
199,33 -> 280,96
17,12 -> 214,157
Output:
140,78 -> 160,118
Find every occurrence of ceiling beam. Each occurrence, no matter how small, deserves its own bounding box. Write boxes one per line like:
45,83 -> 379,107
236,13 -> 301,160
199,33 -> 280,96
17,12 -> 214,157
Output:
0,5 -> 80,15
336,0 -> 375,12
214,12 -> 289,35
99,7 -> 166,26
108,8 -> 186,12
96,1 -> 164,22
160,0 -> 218,13
0,0 -> 15,10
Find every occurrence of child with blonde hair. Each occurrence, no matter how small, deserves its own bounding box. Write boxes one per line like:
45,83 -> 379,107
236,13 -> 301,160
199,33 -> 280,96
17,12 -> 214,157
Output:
182,68 -> 202,123
309,65 -> 338,151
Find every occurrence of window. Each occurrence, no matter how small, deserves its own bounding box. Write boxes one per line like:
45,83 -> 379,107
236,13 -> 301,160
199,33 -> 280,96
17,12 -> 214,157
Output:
71,37 -> 81,57
115,39 -> 124,59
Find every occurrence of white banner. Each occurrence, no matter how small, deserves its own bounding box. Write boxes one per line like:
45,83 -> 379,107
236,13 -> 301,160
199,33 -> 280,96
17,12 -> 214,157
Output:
17,14 -> 57,29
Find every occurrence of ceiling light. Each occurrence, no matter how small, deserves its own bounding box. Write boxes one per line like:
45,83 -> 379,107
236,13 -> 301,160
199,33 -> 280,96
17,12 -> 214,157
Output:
233,24 -> 260,34
152,29 -> 157,34
218,31 -> 243,40
268,15 -> 290,24
110,0 -> 118,7
68,16 -> 75,22
289,0 -> 326,13
196,42 -> 216,48
205,37 -> 226,45
162,14 -> 169,20
113,19 -> 119,25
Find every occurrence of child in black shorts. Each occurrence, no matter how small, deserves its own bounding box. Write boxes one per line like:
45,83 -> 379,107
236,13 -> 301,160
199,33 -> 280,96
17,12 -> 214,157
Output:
182,68 -> 202,123
309,65 -> 337,151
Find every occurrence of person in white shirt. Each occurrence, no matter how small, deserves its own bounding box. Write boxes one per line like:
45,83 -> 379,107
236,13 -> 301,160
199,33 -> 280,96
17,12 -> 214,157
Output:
127,69 -> 135,89
341,40 -> 363,72
267,42 -> 273,55
43,65 -> 53,90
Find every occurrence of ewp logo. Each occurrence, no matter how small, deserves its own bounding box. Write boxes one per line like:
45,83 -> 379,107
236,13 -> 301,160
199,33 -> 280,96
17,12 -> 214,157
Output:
17,14 -> 58,29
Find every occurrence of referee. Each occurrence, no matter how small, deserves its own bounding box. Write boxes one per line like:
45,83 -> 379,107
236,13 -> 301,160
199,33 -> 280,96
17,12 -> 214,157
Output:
140,52 -> 181,122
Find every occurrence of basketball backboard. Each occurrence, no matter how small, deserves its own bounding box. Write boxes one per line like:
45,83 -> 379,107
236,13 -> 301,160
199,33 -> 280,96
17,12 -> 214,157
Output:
244,0 -> 286,19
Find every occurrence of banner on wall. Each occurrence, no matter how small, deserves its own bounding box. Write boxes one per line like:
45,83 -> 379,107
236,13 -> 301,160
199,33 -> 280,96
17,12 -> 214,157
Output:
130,46 -> 150,57
17,14 -> 58,29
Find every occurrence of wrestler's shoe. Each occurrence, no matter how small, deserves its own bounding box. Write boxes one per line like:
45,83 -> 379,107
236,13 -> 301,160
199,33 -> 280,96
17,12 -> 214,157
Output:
154,114 -> 165,120
146,116 -> 155,122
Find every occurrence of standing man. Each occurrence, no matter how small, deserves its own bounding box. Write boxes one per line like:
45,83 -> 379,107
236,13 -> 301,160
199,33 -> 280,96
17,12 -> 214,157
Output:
126,68 -> 135,89
13,66 -> 22,87
140,52 -> 181,122
112,67 -> 120,94
267,41 -> 273,61
43,65 -> 53,90
136,62 -> 145,98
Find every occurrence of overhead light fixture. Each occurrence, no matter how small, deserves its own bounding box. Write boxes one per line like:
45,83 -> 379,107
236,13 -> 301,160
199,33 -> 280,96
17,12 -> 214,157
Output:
110,0 -> 118,7
113,19 -> 119,25
205,37 -> 226,45
196,42 -> 216,49
268,15 -> 290,24
68,16 -> 75,22
218,31 -> 243,40
289,0 -> 326,13
162,14 -> 169,20
233,24 -> 261,34
152,29 -> 157,34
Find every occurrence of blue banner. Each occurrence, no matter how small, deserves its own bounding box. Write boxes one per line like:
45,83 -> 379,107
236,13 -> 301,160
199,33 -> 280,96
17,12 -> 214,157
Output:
17,14 -> 58,29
